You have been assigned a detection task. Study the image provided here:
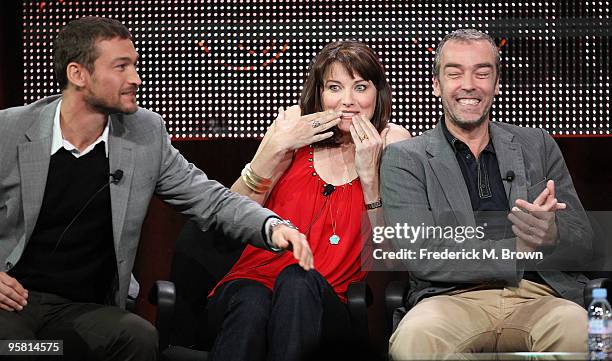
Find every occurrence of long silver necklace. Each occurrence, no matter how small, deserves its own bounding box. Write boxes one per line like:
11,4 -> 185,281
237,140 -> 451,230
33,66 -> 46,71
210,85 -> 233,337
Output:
328,194 -> 340,245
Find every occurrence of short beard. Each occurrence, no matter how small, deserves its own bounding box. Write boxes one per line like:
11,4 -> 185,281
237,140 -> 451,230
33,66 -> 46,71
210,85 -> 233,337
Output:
85,93 -> 136,115
447,110 -> 489,131
442,97 -> 490,131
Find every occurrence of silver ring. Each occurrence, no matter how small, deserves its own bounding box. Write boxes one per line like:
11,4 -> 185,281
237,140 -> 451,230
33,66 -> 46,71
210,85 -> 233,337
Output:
528,226 -> 534,236
311,120 -> 321,128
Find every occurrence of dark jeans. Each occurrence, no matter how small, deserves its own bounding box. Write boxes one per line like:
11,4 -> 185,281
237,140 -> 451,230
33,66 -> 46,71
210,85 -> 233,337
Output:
207,264 -> 352,361
0,290 -> 158,361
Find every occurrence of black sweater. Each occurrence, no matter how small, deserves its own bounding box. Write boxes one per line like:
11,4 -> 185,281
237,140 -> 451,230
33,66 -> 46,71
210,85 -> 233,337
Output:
10,142 -> 117,304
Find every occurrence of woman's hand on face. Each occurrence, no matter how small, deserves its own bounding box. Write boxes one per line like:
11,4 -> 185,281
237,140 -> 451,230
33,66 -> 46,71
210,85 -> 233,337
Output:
269,105 -> 342,152
350,115 -> 390,184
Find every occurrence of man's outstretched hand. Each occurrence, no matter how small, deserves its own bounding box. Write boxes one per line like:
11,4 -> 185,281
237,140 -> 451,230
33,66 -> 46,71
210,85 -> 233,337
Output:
271,225 -> 314,271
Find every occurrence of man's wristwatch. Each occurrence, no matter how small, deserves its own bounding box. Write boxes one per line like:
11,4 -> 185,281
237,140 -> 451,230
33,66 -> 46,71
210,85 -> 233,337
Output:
268,218 -> 298,234
267,218 -> 298,251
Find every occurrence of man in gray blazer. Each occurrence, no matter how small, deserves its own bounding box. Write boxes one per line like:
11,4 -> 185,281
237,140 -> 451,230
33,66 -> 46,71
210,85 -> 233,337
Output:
381,29 -> 593,359
0,17 -> 314,360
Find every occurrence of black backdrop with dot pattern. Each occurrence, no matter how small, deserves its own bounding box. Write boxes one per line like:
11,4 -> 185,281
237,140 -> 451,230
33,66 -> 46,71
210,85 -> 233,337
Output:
23,0 -> 610,139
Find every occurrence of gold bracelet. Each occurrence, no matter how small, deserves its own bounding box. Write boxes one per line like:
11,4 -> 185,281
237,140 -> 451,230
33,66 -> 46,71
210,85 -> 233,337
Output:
241,171 -> 265,193
241,164 -> 272,193
242,174 -> 268,193
245,163 -> 272,186
244,164 -> 272,191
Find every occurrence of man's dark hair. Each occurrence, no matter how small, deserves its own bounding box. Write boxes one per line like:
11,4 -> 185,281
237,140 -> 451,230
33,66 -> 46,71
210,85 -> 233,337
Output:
53,16 -> 132,90
299,40 -> 392,146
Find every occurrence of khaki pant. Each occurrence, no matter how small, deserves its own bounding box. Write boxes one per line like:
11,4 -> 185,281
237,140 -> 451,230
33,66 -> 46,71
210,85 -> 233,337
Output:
389,280 -> 587,360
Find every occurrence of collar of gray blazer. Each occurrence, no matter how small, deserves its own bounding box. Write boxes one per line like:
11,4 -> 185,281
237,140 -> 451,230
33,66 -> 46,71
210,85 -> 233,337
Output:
20,96 -> 60,246
24,95 -> 59,141
423,120 -> 528,226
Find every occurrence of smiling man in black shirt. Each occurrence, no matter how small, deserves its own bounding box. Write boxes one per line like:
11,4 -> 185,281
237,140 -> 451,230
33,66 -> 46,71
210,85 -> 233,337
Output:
382,29 -> 593,359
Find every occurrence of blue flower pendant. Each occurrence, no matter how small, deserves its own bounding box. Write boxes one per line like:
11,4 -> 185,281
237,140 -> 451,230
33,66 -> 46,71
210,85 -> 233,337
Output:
329,234 -> 340,245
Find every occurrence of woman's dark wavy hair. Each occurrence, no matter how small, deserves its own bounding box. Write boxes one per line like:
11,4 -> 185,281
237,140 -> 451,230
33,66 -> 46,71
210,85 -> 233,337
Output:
299,40 -> 391,146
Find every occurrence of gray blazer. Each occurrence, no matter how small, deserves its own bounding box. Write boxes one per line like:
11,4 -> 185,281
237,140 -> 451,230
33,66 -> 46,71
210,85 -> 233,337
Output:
0,95 -> 276,308
381,121 -> 593,307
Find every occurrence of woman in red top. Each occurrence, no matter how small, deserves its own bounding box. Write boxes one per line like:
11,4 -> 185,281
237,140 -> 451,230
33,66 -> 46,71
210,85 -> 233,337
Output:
207,41 -> 411,361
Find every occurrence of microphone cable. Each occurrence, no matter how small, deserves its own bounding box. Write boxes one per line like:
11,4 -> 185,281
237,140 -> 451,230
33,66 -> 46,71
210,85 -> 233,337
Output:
51,170 -> 123,254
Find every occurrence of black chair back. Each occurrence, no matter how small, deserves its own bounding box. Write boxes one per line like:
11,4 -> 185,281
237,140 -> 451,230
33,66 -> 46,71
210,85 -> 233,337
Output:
168,221 -> 244,349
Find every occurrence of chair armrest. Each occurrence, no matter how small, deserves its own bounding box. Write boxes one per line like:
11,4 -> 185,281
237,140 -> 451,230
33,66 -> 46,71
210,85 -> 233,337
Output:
149,280 -> 176,351
346,281 -> 372,342
385,280 -> 409,335
584,278 -> 612,307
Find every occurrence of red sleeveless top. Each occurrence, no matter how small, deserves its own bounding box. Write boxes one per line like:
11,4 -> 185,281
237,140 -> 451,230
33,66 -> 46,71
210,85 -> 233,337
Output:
211,146 -> 369,302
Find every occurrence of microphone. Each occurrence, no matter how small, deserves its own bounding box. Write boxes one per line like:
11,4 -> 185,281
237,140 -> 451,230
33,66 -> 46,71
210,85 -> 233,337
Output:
110,169 -> 124,184
322,184 -> 336,197
503,170 -> 515,182
52,169 -> 123,253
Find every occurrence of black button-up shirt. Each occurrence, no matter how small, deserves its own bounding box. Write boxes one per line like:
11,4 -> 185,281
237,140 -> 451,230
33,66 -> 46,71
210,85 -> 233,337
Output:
441,119 -> 509,213
441,120 -> 542,284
